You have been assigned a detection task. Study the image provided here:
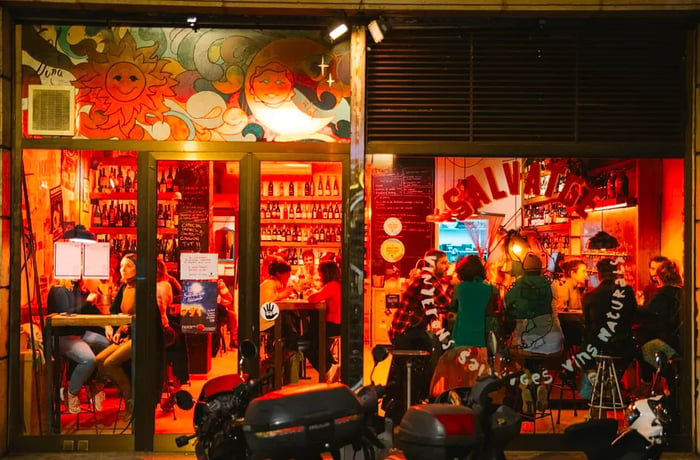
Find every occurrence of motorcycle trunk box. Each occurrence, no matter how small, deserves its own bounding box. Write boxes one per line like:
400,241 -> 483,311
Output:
397,404 -> 482,460
243,383 -> 363,457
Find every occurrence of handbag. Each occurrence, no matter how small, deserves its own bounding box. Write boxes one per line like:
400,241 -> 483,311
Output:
508,313 -> 564,357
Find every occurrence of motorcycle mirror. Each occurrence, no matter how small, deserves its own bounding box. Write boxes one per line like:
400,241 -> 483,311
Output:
371,345 -> 389,365
239,339 -> 258,360
174,390 -> 194,410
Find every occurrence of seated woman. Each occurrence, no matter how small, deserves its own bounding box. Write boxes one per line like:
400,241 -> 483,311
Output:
260,259 -> 298,355
95,253 -> 137,420
47,277 -> 111,414
303,260 -> 342,382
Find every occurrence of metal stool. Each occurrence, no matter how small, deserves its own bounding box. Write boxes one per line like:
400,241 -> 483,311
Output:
391,349 -> 431,410
588,355 -> 625,420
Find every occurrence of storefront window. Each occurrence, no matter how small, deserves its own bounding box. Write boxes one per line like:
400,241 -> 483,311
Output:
366,155 -> 684,435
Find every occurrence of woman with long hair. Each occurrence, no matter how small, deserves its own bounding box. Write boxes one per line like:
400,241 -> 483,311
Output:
95,253 -> 137,419
304,260 -> 342,382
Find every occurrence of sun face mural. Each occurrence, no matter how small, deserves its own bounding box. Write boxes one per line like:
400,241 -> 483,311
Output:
71,31 -> 178,140
21,26 -> 351,142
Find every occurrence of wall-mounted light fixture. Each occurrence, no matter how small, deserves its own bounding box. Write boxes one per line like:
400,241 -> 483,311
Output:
187,16 -> 198,31
327,22 -> 349,42
367,17 -> 388,44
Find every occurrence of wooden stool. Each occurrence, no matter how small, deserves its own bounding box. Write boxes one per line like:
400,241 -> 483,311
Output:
588,355 -> 625,420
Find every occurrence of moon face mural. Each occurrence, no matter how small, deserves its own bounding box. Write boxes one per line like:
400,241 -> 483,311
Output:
244,38 -> 348,141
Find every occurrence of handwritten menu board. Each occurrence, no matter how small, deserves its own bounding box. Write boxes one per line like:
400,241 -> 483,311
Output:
371,158 -> 435,278
177,162 -> 209,253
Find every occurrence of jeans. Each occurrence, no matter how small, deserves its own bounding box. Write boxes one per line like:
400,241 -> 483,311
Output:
59,331 -> 111,395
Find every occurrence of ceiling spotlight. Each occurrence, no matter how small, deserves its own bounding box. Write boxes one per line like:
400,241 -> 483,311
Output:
187,16 -> 198,29
327,22 -> 349,42
368,18 -> 388,44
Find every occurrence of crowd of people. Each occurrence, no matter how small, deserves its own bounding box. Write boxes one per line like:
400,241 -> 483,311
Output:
381,247 -> 683,424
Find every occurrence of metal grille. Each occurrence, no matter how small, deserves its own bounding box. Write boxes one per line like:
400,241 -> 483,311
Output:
366,23 -> 686,143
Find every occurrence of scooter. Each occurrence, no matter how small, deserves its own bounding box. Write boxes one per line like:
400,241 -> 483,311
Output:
395,331 -> 522,460
563,351 -> 676,460
173,340 -> 269,460
175,340 -> 392,460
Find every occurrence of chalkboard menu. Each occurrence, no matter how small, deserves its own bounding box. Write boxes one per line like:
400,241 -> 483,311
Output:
177,161 -> 210,253
371,158 -> 435,278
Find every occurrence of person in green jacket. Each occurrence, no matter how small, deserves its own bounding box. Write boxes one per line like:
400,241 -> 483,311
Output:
450,255 -> 500,347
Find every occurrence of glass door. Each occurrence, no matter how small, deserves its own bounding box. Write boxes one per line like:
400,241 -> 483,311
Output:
259,160 -> 343,389
151,157 -> 240,449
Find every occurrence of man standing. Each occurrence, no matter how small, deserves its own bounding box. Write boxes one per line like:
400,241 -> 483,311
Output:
383,248 -> 454,423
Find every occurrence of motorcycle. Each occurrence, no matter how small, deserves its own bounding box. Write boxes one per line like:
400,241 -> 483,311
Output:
395,331 -> 522,460
174,340 -> 392,460
563,351 -> 676,460
174,339 -> 269,460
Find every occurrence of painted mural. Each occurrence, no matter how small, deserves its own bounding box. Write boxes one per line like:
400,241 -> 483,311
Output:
21,26 -> 351,142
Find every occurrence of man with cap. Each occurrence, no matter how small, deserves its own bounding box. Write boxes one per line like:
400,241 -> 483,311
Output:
504,253 -> 562,356
581,257 -> 637,369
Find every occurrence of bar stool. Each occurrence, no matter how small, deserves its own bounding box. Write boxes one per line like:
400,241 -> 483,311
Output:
391,349 -> 431,410
588,355 -> 625,420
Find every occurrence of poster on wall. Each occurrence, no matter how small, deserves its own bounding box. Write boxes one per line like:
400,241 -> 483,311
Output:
180,280 -> 217,333
61,150 -> 78,192
49,186 -> 64,241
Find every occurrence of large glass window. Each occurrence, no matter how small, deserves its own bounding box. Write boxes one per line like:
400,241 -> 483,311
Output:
366,155 -> 685,435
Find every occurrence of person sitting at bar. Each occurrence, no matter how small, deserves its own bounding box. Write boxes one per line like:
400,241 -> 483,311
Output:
582,258 -> 637,371
47,277 -> 111,414
504,253 -> 563,358
551,259 -> 587,312
95,253 -> 137,420
303,259 -> 342,382
259,259 -> 299,356
637,255 -> 670,306
296,249 -> 320,292
636,259 -> 682,373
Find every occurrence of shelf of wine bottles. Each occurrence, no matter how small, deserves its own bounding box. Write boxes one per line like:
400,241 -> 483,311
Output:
262,223 -> 341,244
261,201 -> 341,221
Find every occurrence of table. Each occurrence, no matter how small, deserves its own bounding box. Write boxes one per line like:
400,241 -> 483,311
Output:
45,314 -> 132,434
272,300 -> 326,390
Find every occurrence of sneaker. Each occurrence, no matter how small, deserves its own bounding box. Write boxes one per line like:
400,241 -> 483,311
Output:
92,389 -> 106,412
61,388 -> 81,414
326,364 -> 340,383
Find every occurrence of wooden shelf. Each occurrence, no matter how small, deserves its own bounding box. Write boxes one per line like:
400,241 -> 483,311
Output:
260,242 -> 340,248
261,195 -> 341,202
91,227 -> 178,235
581,251 -> 630,257
529,222 -> 569,232
523,194 -> 560,207
90,192 -> 180,201
262,219 -> 341,224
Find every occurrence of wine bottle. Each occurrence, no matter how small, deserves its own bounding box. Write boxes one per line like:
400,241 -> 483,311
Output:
325,176 -> 331,195
317,176 -> 324,196
159,170 -> 167,193
304,181 -> 311,196
332,177 -> 339,196
267,181 -> 274,197
289,180 -> 295,197
166,166 -> 174,192
92,203 -> 102,227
